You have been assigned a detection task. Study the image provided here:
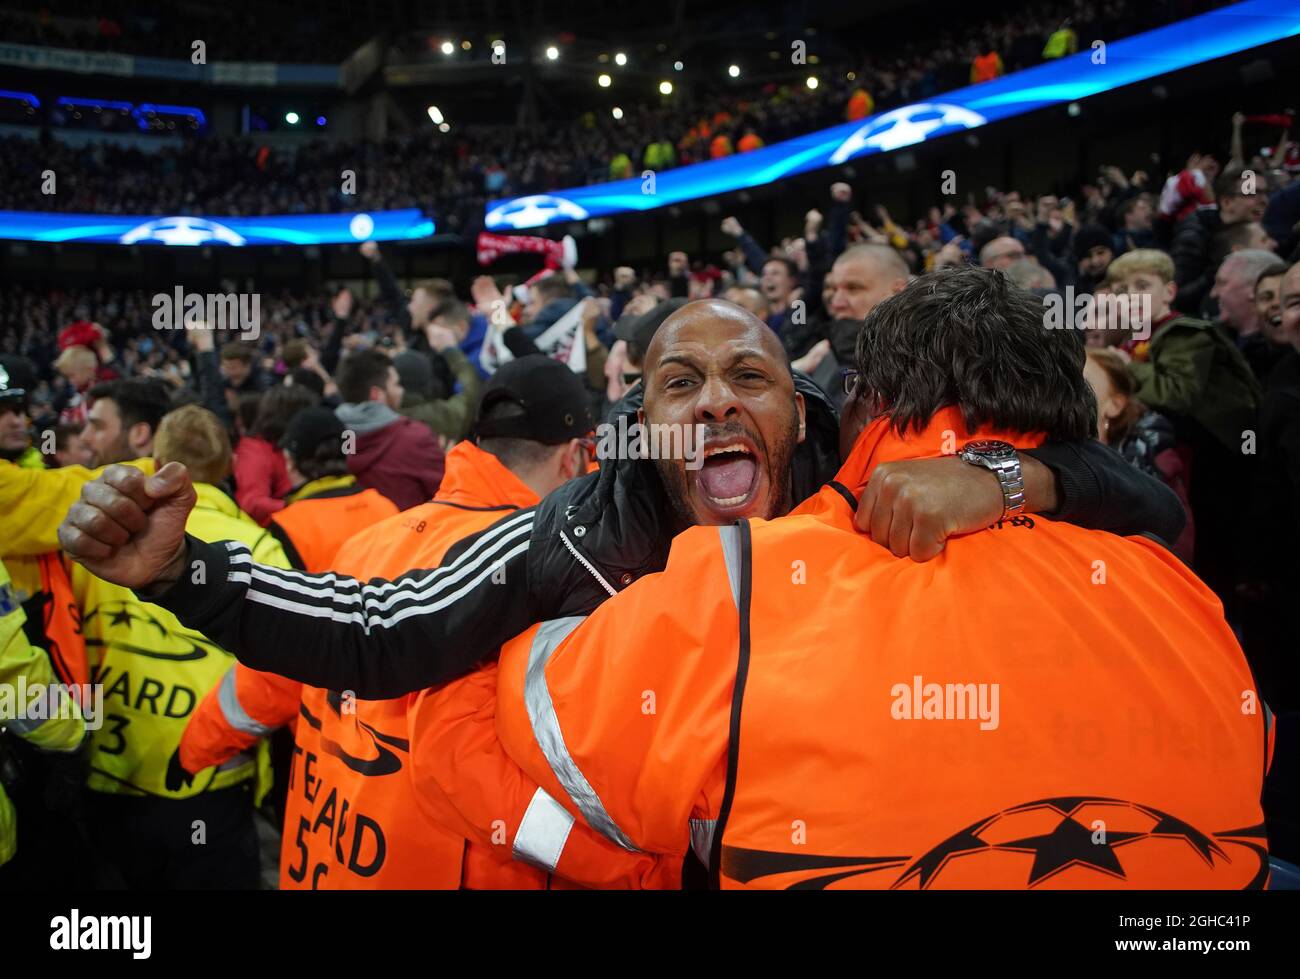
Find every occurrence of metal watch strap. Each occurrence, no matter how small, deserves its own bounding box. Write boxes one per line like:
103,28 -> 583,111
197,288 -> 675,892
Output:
991,454 -> 1026,518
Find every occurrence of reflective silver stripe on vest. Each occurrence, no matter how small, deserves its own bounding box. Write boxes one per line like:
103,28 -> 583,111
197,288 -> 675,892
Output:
690,818 -> 717,868
4,714 -> 49,737
216,667 -> 276,738
524,616 -> 640,852
217,751 -> 254,772
513,786 -> 576,872
718,524 -> 743,609
3,686 -> 75,737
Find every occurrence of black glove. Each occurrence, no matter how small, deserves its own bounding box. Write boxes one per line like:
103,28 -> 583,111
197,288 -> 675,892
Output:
165,747 -> 196,793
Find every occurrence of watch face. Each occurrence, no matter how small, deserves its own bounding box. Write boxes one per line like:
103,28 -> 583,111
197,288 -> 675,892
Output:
963,439 -> 1016,460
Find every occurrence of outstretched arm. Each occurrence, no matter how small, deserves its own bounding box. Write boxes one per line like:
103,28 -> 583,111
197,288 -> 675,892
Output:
58,464 -> 540,699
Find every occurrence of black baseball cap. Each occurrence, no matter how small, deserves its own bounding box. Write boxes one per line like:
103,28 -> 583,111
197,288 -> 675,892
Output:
614,297 -> 688,352
474,355 -> 593,445
0,356 -> 37,409
281,406 -> 345,458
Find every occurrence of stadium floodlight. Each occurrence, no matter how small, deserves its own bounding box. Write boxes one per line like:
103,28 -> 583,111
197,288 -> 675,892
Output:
598,74 -> 612,88
659,81 -> 673,95
441,40 -> 455,55
316,116 -> 327,126
612,106 -> 623,119
438,122 -> 450,133
806,76 -> 819,89
546,46 -> 559,60
728,64 -> 740,78
673,61 -> 684,71
427,105 -> 444,124
284,111 -> 300,124
614,52 -> 627,66
461,40 -> 472,50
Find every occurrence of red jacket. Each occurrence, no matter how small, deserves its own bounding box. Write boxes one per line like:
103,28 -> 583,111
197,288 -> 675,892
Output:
348,416 -> 445,511
233,435 -> 291,526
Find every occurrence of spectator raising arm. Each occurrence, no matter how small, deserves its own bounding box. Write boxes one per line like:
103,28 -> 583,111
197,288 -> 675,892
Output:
722,216 -> 771,276
398,324 -> 483,442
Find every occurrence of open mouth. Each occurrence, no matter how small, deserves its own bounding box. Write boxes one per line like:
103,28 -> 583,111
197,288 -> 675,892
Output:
696,439 -> 761,510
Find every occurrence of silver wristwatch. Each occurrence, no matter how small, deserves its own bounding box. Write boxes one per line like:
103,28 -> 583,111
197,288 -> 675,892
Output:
958,440 -> 1025,519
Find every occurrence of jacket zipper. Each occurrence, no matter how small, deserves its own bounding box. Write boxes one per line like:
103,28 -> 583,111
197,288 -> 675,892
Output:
558,530 -> 618,597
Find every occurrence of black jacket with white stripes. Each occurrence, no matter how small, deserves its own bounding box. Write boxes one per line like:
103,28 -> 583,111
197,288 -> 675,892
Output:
143,373 -> 1186,699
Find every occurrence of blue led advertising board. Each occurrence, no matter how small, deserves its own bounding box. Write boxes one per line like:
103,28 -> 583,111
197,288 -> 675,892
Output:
484,0 -> 1300,230
0,208 -> 435,246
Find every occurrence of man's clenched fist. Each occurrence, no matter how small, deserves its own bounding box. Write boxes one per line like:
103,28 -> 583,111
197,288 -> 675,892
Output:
58,462 -> 197,591
857,456 -> 1003,562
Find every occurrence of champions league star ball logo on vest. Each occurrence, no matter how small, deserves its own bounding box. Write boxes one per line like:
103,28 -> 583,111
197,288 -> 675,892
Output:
118,216 -> 247,246
829,103 -> 988,163
722,797 -> 1269,889
485,194 -> 590,231
889,797 -> 1268,889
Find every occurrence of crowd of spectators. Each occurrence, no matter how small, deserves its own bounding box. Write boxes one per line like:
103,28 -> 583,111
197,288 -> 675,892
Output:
0,1 -> 362,63
0,0 -> 1235,229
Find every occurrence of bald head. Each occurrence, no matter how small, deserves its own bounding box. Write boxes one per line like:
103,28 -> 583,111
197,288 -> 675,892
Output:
980,236 -> 1027,270
643,298 -> 789,387
828,245 -> 910,321
1214,249 -> 1286,334
639,298 -> 804,527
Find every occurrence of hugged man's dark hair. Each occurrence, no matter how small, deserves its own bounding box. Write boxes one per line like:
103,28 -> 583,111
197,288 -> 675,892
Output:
855,266 -> 1096,442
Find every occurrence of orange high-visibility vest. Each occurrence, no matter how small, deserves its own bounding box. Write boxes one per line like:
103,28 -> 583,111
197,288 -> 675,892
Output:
335,441 -> 674,889
185,444 -> 538,888
407,657 -> 678,890
180,664 -> 300,776
5,553 -> 88,689
37,553 -> 87,688
495,409 -> 1271,889
268,475 -> 399,572
309,442 -> 540,888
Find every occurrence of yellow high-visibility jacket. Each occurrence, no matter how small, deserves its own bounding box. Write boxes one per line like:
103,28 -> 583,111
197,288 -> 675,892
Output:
2,457 -> 159,693
0,557 -> 86,865
71,482 -> 288,801
0,457 -> 156,560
